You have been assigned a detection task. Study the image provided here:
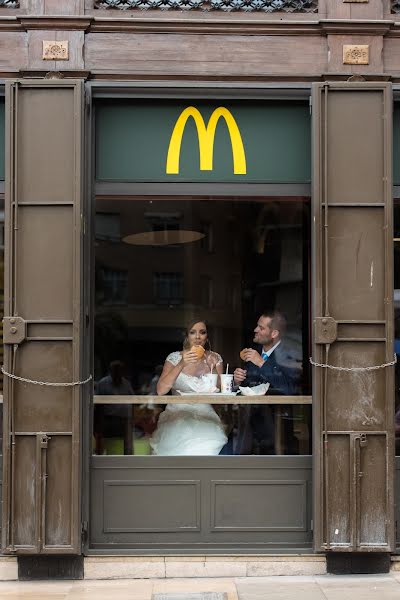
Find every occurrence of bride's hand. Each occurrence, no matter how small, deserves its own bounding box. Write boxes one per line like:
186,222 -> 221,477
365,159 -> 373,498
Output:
181,350 -> 199,366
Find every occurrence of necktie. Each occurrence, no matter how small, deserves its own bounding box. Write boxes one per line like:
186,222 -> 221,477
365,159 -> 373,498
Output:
261,351 -> 268,361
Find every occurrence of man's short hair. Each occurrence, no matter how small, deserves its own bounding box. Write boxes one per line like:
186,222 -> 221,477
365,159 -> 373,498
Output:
260,310 -> 287,335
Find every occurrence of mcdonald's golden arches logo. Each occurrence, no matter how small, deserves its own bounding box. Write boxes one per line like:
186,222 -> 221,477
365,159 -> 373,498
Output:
166,106 -> 247,175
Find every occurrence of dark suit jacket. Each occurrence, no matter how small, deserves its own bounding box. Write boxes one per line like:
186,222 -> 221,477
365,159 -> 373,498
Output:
242,342 -> 301,396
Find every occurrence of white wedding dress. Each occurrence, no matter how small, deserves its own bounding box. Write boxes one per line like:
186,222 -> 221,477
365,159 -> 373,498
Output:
150,351 -> 228,456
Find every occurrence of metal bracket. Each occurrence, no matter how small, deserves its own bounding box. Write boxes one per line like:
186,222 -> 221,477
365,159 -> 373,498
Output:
314,317 -> 337,344
359,433 -> 368,447
39,434 -> 51,449
3,316 -> 26,345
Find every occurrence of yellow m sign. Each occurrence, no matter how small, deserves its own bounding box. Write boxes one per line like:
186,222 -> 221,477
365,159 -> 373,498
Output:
166,106 -> 246,175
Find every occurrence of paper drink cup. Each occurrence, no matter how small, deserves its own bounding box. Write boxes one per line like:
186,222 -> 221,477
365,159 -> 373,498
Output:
220,374 -> 233,394
206,374 -> 218,391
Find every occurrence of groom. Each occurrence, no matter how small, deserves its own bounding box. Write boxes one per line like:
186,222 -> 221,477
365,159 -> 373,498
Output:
234,310 -> 300,395
233,310 -> 302,454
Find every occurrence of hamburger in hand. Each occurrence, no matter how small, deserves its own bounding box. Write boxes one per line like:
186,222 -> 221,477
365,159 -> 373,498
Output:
191,345 -> 205,360
240,348 -> 250,361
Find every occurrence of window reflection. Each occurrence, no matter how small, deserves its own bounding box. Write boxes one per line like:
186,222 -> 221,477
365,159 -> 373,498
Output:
93,197 -> 311,456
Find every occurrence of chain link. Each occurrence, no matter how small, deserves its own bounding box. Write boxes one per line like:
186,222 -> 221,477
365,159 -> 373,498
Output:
1,367 -> 92,387
309,354 -> 397,372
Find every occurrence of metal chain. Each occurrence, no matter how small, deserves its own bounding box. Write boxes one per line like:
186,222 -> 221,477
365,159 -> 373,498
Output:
309,354 -> 397,372
1,367 -> 92,387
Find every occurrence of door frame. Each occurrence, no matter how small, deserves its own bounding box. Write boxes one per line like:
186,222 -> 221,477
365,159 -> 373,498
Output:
83,81 -> 315,554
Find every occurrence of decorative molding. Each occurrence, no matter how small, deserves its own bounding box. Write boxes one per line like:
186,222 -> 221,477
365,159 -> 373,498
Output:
94,0 -> 317,12
320,20 -> 392,35
343,0 -> 368,3
347,74 -> 366,81
19,17 -> 92,30
43,41 -> 69,61
0,0 -> 19,6
343,44 -> 369,64
0,15 -> 397,37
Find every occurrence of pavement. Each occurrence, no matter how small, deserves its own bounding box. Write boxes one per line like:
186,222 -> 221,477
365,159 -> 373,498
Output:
1,574 -> 400,599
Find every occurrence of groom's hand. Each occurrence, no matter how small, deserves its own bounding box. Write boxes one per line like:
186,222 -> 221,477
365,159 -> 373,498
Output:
241,349 -> 264,368
234,368 -> 247,385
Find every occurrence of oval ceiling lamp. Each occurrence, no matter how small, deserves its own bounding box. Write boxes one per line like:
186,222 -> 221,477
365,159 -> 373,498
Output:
122,230 -> 205,246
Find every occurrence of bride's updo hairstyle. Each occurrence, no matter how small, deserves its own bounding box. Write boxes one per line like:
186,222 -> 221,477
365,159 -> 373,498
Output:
182,319 -> 212,352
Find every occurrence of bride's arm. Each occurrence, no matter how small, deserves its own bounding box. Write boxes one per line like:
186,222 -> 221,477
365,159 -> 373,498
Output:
156,351 -> 198,395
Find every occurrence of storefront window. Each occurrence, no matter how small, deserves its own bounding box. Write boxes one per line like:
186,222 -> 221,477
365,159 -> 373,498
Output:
93,196 -> 311,456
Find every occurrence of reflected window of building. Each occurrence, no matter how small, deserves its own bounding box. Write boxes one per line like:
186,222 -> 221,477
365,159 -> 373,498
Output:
93,196 -> 311,457
153,272 -> 184,306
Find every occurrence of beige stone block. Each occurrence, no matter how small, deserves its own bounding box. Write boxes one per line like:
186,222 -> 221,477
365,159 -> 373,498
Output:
152,579 -> 238,600
69,579 -> 153,600
28,29 -> 84,71
84,558 -> 165,579
328,35 -> 382,73
343,44 -> 369,65
165,561 -> 247,578
0,558 -> 18,581
165,556 -> 206,562
246,560 -> 327,576
85,556 -> 162,563
236,579 -> 326,599
205,555 -> 326,562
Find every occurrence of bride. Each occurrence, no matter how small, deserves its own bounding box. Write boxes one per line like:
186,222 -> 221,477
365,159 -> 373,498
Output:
150,320 -> 227,456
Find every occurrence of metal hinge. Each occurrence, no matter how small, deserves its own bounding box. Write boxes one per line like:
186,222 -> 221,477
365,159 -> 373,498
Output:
3,316 -> 26,345
309,95 -> 312,115
310,519 -> 314,532
314,317 -> 337,344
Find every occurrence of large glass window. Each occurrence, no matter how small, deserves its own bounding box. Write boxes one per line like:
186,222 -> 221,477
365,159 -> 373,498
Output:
93,196 -> 311,456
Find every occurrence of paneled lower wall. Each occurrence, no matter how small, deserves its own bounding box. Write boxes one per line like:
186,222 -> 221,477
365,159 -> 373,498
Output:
89,455 -> 313,554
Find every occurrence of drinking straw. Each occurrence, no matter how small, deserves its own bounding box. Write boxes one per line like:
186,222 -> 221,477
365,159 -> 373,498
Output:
225,363 -> 229,375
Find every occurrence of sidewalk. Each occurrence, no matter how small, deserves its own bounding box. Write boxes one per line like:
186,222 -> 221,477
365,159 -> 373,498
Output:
1,574 -> 400,599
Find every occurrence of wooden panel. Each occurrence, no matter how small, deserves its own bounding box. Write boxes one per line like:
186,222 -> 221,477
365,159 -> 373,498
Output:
14,342 -> 73,433
359,435 -> 387,546
13,437 -> 37,549
16,88 -> 75,203
327,209 -> 385,319
2,80 -> 84,555
44,436 -> 72,547
211,480 -> 307,531
90,456 -> 312,552
16,207 -> 73,320
312,82 -> 394,553
103,480 -> 200,532
325,93 -> 384,204
85,33 -> 327,76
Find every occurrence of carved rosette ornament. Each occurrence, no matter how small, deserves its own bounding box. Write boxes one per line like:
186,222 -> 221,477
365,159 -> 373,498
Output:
343,45 -> 369,65
95,0 -> 317,10
0,0 -> 20,6
43,41 -> 69,61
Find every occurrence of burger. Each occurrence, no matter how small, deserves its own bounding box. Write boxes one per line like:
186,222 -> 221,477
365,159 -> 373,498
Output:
191,345 -> 205,360
240,348 -> 249,361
